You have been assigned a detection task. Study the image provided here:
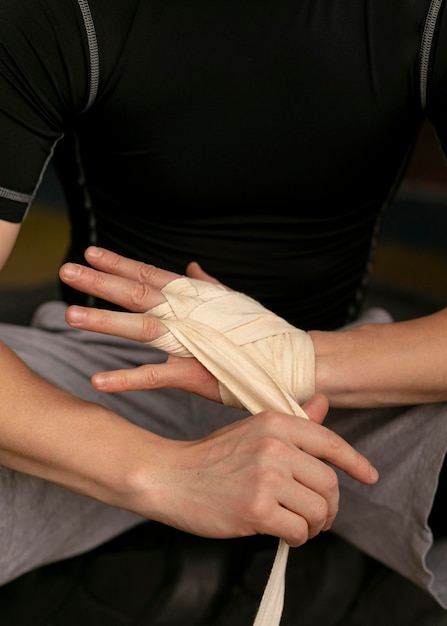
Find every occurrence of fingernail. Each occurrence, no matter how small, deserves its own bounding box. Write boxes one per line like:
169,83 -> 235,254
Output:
62,263 -> 82,279
370,466 -> 379,482
68,306 -> 87,323
86,246 -> 103,258
93,373 -> 107,389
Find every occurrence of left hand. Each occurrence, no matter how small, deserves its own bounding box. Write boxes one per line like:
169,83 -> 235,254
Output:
60,246 -> 222,401
60,247 -> 315,414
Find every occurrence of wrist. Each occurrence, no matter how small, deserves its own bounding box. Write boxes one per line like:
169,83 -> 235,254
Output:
308,328 -> 345,403
308,325 -> 376,407
309,321 -> 417,408
92,423 -> 169,518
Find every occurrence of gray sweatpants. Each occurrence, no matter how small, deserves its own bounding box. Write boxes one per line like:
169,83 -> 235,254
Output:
0,301 -> 446,608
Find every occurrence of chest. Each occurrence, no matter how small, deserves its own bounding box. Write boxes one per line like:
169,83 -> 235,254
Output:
80,0 -> 427,203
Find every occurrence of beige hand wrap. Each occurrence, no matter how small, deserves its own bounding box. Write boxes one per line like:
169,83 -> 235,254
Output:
147,277 -> 316,626
148,277 -> 315,415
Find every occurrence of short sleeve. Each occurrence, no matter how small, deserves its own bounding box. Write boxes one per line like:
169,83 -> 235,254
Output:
426,1 -> 447,160
0,0 -> 91,222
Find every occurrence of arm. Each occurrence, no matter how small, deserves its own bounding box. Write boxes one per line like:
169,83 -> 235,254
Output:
190,259 -> 447,408
52,247 -> 381,542
0,341 -> 376,546
59,246 -> 447,411
191,258 -> 447,408
0,219 -> 21,270
0,340 -> 164,506
309,311 -> 447,408
0,243 -> 377,546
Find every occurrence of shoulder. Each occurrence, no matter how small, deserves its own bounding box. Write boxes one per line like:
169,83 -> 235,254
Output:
0,0 -> 140,112
424,0 -> 447,132
0,0 -> 92,114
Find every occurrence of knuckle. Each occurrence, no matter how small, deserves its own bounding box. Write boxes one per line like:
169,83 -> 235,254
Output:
141,314 -> 160,340
310,496 -> 329,525
82,308 -> 112,332
91,271 -> 108,291
288,518 -> 309,547
254,434 -> 289,461
326,428 -> 343,451
323,466 -> 339,495
140,365 -> 160,387
254,410 -> 288,433
243,469 -> 282,521
129,282 -> 153,308
247,493 -> 273,523
306,498 -> 333,540
137,262 -> 158,283
116,370 -> 131,389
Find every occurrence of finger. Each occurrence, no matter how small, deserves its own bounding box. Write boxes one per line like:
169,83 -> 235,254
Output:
186,261 -> 226,286
279,479 -> 333,540
301,393 -> 329,425
65,305 -> 167,341
262,437 -> 338,533
231,489 -> 310,547
290,419 -> 379,486
84,246 -> 181,288
59,264 -> 166,313
288,451 -> 339,531
91,358 -> 221,401
253,493 -> 325,547
276,513 -> 310,548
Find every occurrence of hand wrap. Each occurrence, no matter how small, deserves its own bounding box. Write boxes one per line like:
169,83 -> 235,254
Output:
147,277 -> 315,417
147,276 -> 316,626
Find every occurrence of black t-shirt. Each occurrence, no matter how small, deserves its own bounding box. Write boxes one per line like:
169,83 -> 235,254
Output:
1,0 -> 447,329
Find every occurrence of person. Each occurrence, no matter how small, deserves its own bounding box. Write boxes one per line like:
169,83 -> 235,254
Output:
0,0 -> 446,618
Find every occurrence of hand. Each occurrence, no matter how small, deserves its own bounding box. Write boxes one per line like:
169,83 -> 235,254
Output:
59,248 -> 379,543
60,247 -> 222,402
59,246 -> 314,414
149,394 -> 378,545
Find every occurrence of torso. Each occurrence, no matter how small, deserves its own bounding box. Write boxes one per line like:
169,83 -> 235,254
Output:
1,0 -> 446,328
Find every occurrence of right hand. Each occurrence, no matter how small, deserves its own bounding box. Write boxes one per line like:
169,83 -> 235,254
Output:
140,394 -> 378,546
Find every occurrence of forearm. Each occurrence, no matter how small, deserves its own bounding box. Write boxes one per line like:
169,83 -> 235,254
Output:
0,341 -> 165,515
309,308 -> 447,408
0,340 -> 379,545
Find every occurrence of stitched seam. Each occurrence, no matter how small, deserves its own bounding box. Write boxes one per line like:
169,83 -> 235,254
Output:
420,0 -> 444,110
77,0 -> 100,111
0,187 -> 33,204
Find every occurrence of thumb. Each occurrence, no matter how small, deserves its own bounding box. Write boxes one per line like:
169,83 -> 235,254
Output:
301,393 -> 329,425
186,261 -> 223,285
